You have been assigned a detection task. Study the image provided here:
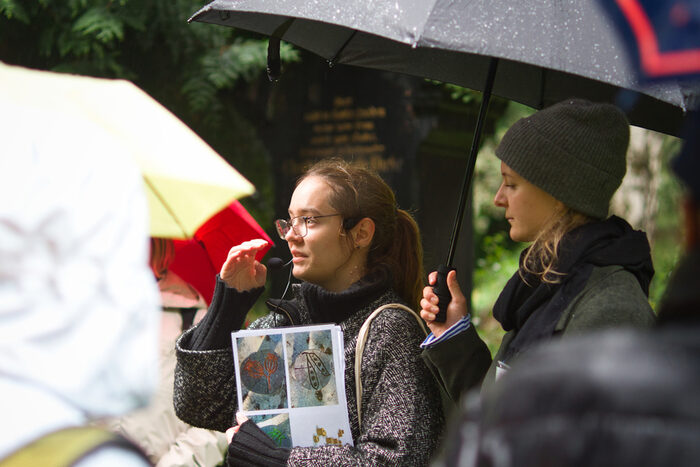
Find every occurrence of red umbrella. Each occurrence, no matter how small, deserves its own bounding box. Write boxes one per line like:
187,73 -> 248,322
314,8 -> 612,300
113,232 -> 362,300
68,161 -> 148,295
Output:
169,200 -> 273,304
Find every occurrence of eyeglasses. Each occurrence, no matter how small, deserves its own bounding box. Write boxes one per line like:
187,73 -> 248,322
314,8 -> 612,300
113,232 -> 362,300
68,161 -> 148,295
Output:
274,214 -> 341,239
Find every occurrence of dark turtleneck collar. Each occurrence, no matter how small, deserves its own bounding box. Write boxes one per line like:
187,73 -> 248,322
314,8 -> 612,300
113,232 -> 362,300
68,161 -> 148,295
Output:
298,265 -> 393,324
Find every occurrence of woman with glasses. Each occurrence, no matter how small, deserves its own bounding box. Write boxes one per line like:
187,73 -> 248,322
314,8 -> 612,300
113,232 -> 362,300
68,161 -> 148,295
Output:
173,158 -> 444,466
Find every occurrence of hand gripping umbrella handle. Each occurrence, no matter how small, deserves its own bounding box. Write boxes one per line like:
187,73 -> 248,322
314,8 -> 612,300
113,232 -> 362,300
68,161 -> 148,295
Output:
432,264 -> 455,323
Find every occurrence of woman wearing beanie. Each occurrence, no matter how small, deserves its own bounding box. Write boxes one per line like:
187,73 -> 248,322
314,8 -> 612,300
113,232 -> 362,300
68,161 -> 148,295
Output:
419,98 -> 656,401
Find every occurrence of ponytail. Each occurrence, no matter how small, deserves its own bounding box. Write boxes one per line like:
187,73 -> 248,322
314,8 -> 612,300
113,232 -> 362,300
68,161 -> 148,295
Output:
370,209 -> 424,308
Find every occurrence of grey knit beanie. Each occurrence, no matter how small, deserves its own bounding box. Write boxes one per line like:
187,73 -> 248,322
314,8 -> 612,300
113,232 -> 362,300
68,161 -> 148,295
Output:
495,98 -> 629,219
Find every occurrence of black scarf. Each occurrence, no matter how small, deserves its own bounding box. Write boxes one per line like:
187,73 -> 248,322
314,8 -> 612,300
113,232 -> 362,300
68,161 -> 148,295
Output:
268,265 -> 393,324
492,216 -> 654,362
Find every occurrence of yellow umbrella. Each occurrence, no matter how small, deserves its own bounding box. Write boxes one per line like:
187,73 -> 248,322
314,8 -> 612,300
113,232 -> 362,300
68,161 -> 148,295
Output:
0,61 -> 255,239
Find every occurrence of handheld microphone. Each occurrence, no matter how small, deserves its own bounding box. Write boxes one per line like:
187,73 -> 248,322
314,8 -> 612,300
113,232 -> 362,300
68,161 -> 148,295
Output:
267,257 -> 293,270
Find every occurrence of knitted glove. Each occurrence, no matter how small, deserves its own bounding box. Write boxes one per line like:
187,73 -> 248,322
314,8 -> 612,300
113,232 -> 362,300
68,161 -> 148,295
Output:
227,420 -> 290,466
188,277 -> 264,350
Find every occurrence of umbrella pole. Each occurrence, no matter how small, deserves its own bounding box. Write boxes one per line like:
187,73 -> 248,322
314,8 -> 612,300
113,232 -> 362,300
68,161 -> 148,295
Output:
432,58 -> 499,322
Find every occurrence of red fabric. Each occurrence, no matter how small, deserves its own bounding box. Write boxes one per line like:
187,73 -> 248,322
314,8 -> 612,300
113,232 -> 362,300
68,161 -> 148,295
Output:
169,201 -> 273,304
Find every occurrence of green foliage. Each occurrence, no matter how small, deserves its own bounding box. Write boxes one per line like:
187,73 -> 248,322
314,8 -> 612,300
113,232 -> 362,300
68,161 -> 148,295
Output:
182,38 -> 299,125
648,141 -> 684,309
0,0 -> 299,121
428,80 -> 480,105
472,231 -> 515,355
0,0 -> 301,228
0,0 -> 145,76
72,7 -> 125,43
0,0 -> 29,23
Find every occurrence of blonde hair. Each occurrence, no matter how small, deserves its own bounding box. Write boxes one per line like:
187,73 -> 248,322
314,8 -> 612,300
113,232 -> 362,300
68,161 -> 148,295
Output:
300,158 -> 424,308
521,207 -> 593,284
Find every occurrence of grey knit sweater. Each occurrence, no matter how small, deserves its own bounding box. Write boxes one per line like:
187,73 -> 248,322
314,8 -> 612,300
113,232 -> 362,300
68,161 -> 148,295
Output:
174,270 -> 444,466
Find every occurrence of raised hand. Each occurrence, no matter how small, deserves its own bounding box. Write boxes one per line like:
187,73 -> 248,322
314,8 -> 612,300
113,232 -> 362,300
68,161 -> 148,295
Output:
420,269 -> 469,338
220,239 -> 269,291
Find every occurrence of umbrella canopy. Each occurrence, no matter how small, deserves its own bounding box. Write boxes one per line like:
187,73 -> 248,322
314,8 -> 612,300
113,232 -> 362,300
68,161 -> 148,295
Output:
0,61 -> 255,239
169,200 -> 273,304
191,0 -> 698,137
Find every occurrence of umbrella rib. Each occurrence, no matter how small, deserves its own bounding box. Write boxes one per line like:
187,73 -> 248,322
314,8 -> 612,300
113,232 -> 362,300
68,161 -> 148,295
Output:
539,67 -> 546,109
144,177 -> 190,239
329,30 -> 358,67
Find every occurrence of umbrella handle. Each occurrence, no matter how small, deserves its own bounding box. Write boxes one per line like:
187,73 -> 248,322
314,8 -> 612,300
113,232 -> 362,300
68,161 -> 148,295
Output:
432,264 -> 455,323
267,19 -> 294,82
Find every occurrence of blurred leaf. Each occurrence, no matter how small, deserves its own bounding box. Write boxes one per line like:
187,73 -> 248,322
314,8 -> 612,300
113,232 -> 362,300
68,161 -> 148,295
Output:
0,0 -> 29,23
73,7 -> 124,43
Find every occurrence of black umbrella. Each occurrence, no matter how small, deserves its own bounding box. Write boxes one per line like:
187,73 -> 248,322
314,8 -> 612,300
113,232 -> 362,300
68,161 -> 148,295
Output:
191,0 -> 696,133
190,0 -> 698,320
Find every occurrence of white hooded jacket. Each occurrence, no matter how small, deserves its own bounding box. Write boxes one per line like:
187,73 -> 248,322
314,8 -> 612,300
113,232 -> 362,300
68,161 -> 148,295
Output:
0,100 -> 160,465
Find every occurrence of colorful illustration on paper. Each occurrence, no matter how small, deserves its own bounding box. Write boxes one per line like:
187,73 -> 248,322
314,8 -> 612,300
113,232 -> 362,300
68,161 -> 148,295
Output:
249,413 -> 293,449
237,334 -> 287,410
242,351 -> 281,393
286,330 -> 338,408
287,405 -> 354,447
312,425 -> 346,446
294,350 -> 331,390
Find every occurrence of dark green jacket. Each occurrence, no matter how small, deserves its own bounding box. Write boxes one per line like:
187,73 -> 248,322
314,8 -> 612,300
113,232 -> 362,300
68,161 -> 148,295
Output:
422,265 -> 656,403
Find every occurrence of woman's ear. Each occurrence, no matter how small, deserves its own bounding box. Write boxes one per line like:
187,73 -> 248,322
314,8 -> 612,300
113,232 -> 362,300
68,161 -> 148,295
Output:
351,217 -> 375,249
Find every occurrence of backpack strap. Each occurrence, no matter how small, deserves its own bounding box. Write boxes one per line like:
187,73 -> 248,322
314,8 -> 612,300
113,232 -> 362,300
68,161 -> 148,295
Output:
354,303 -> 427,429
0,426 -> 150,467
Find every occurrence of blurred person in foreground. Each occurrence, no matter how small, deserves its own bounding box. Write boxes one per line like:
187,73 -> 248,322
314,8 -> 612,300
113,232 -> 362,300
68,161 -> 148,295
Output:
433,112 -> 700,467
0,101 -> 160,465
104,238 -> 228,467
